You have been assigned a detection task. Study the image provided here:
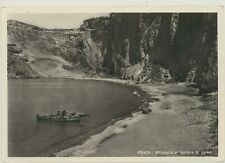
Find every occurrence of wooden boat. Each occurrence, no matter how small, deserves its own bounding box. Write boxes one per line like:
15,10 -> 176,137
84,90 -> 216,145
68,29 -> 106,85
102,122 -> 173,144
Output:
36,111 -> 87,122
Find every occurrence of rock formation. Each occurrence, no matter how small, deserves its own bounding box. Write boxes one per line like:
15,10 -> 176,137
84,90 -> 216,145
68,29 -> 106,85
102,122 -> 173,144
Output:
7,13 -> 217,93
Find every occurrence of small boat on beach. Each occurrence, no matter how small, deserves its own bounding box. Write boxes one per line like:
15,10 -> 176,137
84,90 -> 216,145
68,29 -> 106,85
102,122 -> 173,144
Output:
36,110 -> 87,122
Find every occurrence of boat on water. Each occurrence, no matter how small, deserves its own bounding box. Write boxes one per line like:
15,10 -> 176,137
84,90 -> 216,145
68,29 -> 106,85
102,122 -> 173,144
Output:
36,110 -> 87,122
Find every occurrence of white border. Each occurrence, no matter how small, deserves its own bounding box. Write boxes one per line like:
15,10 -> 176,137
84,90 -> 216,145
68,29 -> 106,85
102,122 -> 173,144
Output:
0,0 -> 224,6
1,5 -> 225,163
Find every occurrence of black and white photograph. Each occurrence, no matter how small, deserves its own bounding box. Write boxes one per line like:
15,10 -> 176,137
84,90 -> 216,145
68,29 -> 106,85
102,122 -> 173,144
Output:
0,6 -> 224,161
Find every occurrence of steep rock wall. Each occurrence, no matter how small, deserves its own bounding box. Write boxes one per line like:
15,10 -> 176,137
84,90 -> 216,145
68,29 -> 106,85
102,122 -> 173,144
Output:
7,13 -> 217,93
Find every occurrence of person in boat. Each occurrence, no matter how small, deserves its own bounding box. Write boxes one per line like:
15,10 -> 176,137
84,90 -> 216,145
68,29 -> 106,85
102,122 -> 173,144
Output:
62,110 -> 66,117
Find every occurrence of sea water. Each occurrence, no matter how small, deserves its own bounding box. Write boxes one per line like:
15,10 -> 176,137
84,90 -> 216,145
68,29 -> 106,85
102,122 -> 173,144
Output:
8,79 -> 142,156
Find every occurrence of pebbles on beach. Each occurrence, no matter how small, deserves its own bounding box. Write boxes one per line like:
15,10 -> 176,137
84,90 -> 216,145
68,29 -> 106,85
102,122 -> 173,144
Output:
141,107 -> 152,114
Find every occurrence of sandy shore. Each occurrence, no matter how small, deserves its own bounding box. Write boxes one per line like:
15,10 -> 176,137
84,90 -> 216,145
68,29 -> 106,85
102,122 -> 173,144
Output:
55,79 -> 218,157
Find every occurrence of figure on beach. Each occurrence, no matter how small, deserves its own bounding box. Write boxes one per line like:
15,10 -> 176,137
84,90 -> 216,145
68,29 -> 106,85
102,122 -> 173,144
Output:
186,69 -> 196,84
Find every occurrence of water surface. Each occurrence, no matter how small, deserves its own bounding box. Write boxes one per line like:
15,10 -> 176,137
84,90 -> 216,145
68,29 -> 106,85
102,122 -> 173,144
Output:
8,79 -> 142,156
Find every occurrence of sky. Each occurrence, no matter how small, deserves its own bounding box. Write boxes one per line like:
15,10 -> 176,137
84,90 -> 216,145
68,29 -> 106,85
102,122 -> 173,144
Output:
8,13 -> 109,29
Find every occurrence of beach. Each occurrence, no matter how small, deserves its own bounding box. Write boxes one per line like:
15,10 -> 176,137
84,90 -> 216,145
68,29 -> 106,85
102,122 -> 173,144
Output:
55,80 -> 218,157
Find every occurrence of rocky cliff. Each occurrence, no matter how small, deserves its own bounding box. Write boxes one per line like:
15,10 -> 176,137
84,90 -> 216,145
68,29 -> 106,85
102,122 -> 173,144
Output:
7,19 -> 108,78
7,13 -> 217,93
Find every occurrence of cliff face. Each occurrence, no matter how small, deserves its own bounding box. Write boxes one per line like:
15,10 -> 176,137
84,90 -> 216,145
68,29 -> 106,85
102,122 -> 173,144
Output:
7,19 -> 109,78
7,13 -> 217,93
100,13 -> 217,92
169,13 -> 217,93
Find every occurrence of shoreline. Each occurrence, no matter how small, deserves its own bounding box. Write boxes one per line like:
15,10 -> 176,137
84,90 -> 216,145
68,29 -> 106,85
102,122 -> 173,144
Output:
8,77 -> 147,157
8,76 -> 136,84
36,77 -> 147,157
55,111 -> 148,157
8,77 -> 218,157
54,78 -> 218,157
54,77 -> 162,157
89,83 -> 218,157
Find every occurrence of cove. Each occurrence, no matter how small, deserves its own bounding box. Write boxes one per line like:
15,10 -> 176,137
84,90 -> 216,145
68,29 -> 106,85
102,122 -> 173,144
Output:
8,79 -> 143,156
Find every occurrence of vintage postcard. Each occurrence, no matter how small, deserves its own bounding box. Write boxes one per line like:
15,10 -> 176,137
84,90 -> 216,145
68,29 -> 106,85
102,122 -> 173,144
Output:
0,5 -> 224,163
